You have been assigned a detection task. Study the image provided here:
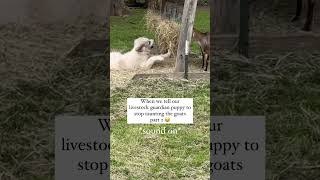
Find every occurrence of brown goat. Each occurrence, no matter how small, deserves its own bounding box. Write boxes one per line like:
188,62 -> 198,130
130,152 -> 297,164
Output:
192,28 -> 210,71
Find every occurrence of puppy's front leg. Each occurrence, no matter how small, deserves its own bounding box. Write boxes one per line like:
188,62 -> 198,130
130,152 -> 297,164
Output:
141,52 -> 171,69
141,56 -> 165,69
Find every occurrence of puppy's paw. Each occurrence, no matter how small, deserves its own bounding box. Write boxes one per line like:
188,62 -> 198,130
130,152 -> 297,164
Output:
162,51 -> 171,58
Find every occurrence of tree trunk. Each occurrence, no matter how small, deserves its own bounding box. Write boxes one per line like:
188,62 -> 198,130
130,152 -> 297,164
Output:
212,0 -> 240,34
111,0 -> 129,16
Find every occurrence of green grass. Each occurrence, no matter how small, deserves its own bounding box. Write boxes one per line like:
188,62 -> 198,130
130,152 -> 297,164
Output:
110,8 -> 210,54
110,79 -> 210,179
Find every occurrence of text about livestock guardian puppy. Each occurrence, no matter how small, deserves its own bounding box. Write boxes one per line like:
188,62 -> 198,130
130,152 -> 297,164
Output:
127,98 -> 193,125
210,116 -> 265,180
55,116 -> 110,180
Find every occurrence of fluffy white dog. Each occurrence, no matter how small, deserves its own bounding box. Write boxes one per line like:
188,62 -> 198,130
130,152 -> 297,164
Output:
110,37 -> 171,70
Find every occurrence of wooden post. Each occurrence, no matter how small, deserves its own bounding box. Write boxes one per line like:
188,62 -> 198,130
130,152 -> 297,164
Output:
184,26 -> 189,79
239,0 -> 249,57
174,0 -> 198,74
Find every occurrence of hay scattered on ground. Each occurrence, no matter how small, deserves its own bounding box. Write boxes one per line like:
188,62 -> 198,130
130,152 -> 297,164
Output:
145,10 -> 180,56
110,57 -> 208,90
249,1 -> 320,33
213,50 -> 320,179
0,19 -> 107,179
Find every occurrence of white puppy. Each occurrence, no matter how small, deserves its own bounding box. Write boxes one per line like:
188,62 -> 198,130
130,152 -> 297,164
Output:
110,37 -> 171,70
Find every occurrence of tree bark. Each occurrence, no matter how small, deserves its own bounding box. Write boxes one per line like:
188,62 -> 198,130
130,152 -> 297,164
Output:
110,0 -> 129,16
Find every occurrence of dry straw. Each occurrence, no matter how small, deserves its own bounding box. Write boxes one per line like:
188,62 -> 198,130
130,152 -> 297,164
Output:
145,10 -> 181,57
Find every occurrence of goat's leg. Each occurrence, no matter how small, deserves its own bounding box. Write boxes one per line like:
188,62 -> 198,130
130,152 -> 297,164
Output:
292,0 -> 303,22
204,53 -> 209,71
200,48 -> 205,69
302,0 -> 315,31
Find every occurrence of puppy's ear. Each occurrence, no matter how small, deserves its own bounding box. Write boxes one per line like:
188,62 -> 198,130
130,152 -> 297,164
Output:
135,43 -> 145,52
